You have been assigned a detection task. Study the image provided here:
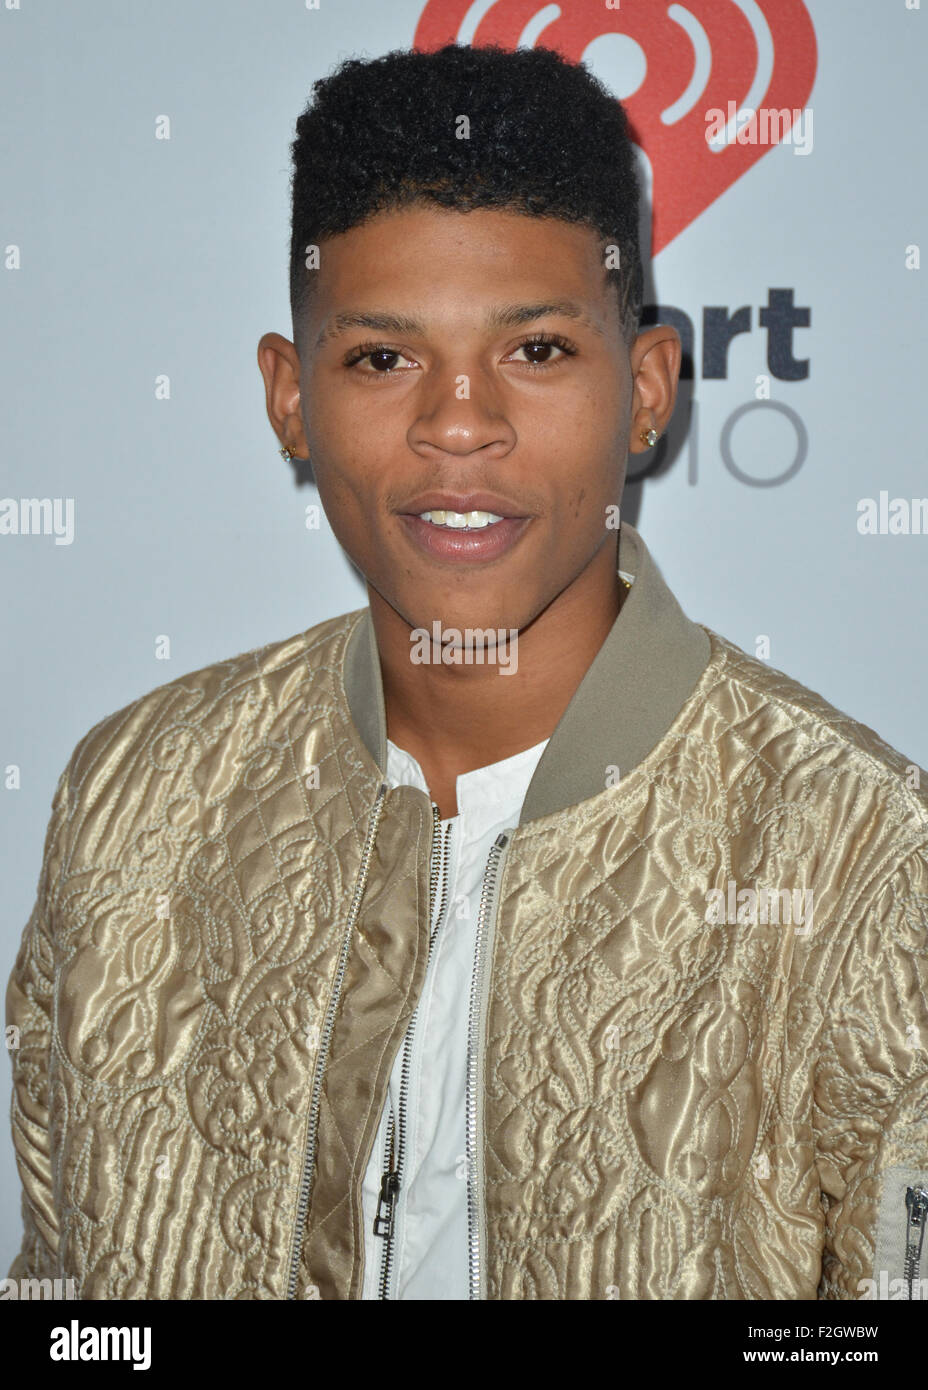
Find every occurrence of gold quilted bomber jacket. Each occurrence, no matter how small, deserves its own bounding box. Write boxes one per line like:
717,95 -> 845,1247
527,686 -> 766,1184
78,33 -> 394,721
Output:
7,522 -> 928,1300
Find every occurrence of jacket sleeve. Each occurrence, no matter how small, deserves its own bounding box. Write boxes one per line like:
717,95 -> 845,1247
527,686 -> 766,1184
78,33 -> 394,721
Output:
814,843 -> 928,1300
5,760 -> 72,1281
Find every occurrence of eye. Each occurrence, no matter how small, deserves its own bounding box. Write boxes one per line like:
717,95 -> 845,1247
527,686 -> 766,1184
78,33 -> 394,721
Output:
344,342 -> 418,375
506,334 -> 576,369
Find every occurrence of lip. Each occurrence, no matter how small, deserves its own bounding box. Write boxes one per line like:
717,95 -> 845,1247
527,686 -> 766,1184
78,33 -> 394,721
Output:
397,491 -> 528,519
398,513 -> 531,564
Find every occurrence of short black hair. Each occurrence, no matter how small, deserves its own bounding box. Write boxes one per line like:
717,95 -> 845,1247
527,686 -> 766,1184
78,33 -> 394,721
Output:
288,43 -> 644,355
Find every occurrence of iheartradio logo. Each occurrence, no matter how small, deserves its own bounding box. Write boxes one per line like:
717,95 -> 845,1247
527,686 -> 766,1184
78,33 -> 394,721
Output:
413,0 -> 818,258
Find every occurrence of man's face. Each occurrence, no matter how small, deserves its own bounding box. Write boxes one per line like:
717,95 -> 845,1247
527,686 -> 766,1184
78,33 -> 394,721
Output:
295,203 -> 648,637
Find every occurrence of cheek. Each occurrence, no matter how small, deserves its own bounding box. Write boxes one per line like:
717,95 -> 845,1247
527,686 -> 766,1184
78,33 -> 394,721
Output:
310,462 -> 376,561
559,444 -> 623,523
303,385 -> 392,523
567,483 -> 613,537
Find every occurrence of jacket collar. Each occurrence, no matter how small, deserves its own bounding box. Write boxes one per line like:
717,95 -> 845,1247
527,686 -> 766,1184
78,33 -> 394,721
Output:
342,521 -> 711,824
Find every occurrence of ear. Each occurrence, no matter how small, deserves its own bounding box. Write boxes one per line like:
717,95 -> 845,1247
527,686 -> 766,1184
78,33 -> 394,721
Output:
256,332 -> 309,456
627,325 -> 682,453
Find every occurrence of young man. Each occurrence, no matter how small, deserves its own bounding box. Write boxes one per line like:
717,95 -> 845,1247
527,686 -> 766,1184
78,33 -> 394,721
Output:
7,44 -> 928,1302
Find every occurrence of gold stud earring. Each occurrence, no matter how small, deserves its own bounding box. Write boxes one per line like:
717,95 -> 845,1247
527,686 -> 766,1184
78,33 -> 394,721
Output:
640,428 -> 659,447
280,444 -> 310,462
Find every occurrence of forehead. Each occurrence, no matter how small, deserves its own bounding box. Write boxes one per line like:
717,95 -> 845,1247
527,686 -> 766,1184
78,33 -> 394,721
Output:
306,204 -> 615,342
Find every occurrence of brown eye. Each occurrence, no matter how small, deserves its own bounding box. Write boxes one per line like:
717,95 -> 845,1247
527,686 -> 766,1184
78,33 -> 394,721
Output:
369,350 -> 402,372
508,336 -> 574,368
345,344 -> 417,374
520,342 -> 558,364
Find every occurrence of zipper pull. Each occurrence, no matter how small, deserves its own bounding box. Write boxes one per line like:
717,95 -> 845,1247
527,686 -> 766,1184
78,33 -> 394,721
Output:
904,1185 -> 928,1298
905,1186 -> 928,1223
373,1169 -> 401,1239
905,1186 -> 928,1236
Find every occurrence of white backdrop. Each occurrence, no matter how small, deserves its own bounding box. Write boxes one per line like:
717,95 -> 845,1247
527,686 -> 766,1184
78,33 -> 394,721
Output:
2,0 -> 926,1270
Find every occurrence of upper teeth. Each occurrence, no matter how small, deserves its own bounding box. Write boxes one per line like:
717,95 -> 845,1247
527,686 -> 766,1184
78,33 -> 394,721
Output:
418,510 -> 504,529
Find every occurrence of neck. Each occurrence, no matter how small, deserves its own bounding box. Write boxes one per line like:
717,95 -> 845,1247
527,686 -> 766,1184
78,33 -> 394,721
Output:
369,541 -> 624,815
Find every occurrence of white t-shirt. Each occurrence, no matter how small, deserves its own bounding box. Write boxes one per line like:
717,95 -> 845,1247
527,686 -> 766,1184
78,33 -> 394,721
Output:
359,735 -> 549,1299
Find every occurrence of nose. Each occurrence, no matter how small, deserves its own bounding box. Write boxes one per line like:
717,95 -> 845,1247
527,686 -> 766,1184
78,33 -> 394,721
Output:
406,359 -> 517,462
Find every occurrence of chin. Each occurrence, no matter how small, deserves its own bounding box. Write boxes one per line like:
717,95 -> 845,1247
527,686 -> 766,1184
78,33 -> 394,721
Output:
410,607 -> 517,636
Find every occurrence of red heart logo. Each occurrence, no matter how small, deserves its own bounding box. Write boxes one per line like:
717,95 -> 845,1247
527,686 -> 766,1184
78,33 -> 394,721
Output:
413,0 -> 817,257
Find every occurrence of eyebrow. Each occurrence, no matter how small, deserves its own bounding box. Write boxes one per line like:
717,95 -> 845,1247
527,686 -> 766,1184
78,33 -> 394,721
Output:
314,300 -> 602,349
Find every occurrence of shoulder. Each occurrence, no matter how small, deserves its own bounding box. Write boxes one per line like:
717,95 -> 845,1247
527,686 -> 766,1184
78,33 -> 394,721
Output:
62,608 -> 365,811
697,626 -> 928,857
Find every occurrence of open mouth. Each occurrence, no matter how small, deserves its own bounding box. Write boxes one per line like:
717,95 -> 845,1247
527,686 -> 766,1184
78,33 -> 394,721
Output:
398,511 -> 530,563
415,509 -> 504,530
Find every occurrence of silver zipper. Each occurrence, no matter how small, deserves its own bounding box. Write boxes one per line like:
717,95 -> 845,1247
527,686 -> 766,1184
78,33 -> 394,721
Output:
904,1185 -> 928,1299
285,781 -> 388,1300
375,805 -> 453,1299
465,830 -> 510,1301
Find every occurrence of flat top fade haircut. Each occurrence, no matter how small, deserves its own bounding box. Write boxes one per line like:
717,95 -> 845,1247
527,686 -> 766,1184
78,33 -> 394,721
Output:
288,43 -> 644,358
